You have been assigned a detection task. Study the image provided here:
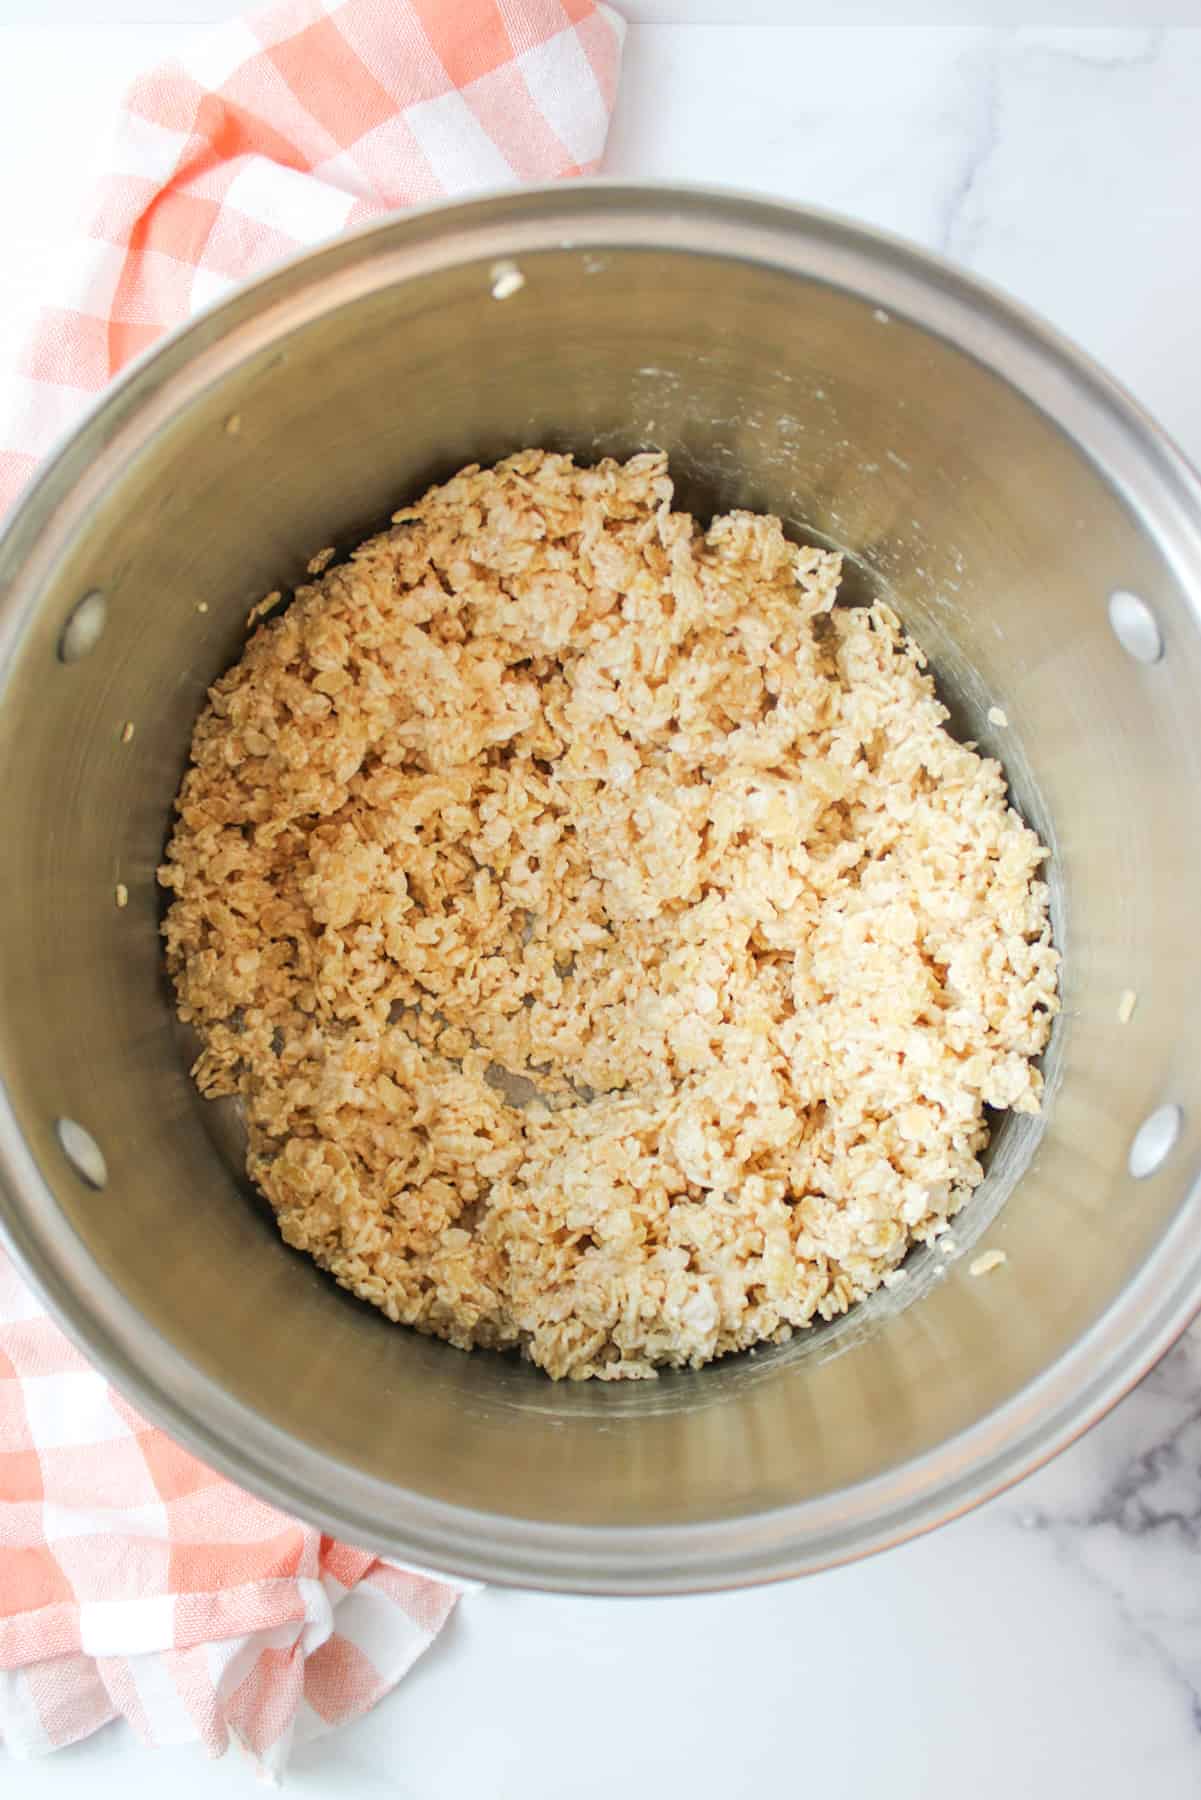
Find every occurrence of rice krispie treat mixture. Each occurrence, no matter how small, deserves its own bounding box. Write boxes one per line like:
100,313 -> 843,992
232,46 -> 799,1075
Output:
160,450 -> 1059,1381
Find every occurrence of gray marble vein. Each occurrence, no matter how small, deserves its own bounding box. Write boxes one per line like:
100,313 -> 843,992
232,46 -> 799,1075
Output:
1007,1326 -> 1201,1739
940,38 -> 1003,258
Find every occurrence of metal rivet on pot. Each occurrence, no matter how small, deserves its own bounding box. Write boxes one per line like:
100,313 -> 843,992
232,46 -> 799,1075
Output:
1108,589 -> 1163,664
58,590 -> 107,663
1128,1104 -> 1182,1179
55,1118 -> 108,1190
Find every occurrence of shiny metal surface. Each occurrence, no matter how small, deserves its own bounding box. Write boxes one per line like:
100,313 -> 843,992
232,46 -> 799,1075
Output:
0,186 -> 1199,1593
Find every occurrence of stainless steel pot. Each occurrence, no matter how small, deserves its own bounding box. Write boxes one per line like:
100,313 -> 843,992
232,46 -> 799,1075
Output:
1,186 -> 1198,1594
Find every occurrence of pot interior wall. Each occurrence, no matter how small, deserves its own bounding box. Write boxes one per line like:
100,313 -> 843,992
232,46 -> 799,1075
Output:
1,211 -> 1199,1544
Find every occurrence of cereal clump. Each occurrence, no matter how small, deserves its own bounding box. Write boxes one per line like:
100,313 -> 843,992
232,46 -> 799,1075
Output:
160,451 -> 1059,1380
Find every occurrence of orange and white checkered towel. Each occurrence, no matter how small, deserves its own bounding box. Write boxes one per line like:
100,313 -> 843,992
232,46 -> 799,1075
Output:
0,0 -> 624,514
0,0 -> 624,1772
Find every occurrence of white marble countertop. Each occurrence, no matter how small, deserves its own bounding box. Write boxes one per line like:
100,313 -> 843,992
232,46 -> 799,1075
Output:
3,7 -> 1201,1797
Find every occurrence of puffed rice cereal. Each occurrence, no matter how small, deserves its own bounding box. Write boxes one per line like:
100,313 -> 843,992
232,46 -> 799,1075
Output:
159,450 -> 1059,1380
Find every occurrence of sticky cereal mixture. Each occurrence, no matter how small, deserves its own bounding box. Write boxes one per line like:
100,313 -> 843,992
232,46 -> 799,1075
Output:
160,451 -> 1059,1380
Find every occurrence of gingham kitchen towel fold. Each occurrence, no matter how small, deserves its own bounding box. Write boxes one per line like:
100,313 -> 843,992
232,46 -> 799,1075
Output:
0,0 -> 625,1771
0,0 -> 624,514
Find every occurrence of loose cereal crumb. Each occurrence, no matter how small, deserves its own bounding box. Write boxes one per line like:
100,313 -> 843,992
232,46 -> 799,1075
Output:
120,720 -> 135,744
246,590 -> 282,630
115,882 -> 129,909
307,547 -> 337,575
881,1268 -> 908,1289
196,601 -> 209,614
939,1235 -> 958,1256
225,413 -> 242,437
490,260 -> 526,300
987,705 -> 1009,728
160,451 -> 1059,1381
970,1249 -> 1008,1277
1118,988 -> 1137,1024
